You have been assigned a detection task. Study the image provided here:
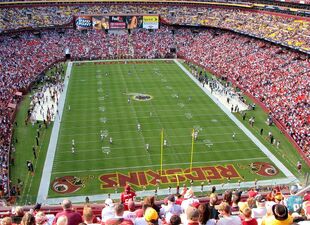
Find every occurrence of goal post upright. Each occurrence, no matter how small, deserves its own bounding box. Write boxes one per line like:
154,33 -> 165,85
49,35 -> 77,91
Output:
190,128 -> 195,173
159,128 -> 195,182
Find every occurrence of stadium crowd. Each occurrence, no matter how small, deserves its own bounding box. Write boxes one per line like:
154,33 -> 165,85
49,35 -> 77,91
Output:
1,184 -> 310,225
175,28 -> 310,157
0,4 -> 309,52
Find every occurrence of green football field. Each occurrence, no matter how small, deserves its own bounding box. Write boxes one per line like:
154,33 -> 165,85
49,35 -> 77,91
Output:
43,60 -> 292,200
12,59 -> 304,204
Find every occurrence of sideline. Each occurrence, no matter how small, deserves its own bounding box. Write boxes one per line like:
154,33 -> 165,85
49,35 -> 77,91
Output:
44,177 -> 293,205
173,59 -> 296,181
36,62 -> 73,203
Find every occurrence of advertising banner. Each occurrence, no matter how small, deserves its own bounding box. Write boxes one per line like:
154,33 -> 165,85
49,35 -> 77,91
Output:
143,15 -> 159,29
109,16 -> 126,29
75,15 -> 159,30
75,16 -> 92,30
125,16 -> 143,29
92,16 -> 110,30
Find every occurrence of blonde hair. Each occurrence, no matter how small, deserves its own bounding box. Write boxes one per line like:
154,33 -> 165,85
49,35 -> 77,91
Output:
83,206 -> 93,222
1,217 -> 12,225
242,207 -> 252,218
21,213 -> 35,225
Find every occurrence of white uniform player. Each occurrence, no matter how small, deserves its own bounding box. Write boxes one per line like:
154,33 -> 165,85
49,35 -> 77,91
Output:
194,131 -> 198,141
71,139 -> 75,153
100,130 -> 104,141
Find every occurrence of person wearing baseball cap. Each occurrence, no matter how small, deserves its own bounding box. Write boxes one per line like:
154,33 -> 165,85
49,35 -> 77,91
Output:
181,189 -> 199,212
134,207 -> 161,225
261,204 -> 292,225
251,195 -> 267,223
101,198 -> 115,223
160,195 -> 182,222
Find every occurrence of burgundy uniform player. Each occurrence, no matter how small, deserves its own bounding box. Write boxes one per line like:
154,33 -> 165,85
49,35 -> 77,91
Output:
120,185 -> 136,210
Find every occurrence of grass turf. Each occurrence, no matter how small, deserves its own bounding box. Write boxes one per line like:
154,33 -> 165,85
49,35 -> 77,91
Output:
11,60 -> 305,203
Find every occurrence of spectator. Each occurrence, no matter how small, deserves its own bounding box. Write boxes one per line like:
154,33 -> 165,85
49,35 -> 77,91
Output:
215,202 -> 242,225
11,206 -> 24,224
57,216 -> 68,225
135,207 -> 161,225
20,213 -> 35,225
105,203 -> 133,225
197,204 -> 216,225
82,206 -> 98,225
102,198 -> 115,223
1,217 -> 12,225
262,204 -> 292,225
169,215 -> 181,225
35,212 -> 49,225
53,199 -> 83,225
160,195 -> 182,222
240,208 -> 257,225
208,193 -> 219,220
285,185 -> 303,215
123,199 -> 138,223
185,206 -> 200,225
143,196 -> 160,215
251,195 -> 267,223
181,189 -> 199,212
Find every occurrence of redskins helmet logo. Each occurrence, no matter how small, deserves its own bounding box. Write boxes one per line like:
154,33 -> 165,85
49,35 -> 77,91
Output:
249,162 -> 279,177
51,176 -> 84,194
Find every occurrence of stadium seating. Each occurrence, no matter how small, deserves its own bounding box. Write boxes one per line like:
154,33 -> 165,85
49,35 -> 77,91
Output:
0,4 -> 309,51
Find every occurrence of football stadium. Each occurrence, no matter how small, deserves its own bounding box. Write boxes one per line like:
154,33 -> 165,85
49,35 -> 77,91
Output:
0,0 -> 309,224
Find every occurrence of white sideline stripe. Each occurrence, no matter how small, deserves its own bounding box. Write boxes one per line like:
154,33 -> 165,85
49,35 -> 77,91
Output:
44,178 -> 297,204
36,62 -> 73,203
173,59 -> 296,180
52,157 -> 268,174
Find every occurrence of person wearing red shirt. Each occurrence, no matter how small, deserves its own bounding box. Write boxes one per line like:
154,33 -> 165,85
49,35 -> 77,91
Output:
53,199 -> 83,225
120,185 -> 136,210
241,208 -> 257,225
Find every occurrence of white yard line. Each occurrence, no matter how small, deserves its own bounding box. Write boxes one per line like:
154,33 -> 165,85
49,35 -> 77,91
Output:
36,62 -> 73,204
173,59 -> 297,181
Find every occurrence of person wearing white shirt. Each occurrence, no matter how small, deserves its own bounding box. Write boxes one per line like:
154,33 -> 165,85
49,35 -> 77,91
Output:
215,202 -> 241,225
